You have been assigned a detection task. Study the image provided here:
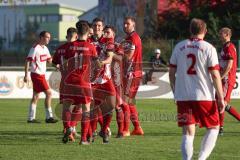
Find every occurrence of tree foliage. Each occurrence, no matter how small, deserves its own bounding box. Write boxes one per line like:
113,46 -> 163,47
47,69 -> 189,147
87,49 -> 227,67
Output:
154,0 -> 240,40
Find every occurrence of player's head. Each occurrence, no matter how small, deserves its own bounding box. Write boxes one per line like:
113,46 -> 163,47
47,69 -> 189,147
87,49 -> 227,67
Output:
39,31 -> 51,45
76,21 -> 90,37
189,18 -> 207,36
123,16 -> 136,34
66,27 -> 78,42
92,17 -> 104,37
88,23 -> 94,38
103,25 -> 116,39
219,27 -> 232,43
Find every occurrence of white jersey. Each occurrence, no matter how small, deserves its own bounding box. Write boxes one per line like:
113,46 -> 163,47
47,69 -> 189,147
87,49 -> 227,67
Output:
170,38 -> 219,101
26,44 -> 51,75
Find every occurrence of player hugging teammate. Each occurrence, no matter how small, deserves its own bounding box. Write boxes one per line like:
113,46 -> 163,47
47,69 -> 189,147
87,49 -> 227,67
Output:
52,16 -> 144,145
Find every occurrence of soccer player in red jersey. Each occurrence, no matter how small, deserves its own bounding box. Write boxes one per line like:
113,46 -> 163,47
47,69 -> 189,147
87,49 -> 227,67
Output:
122,16 -> 144,136
88,18 -> 105,137
169,18 -> 225,160
52,27 -> 80,141
218,27 -> 240,135
60,21 -> 98,145
91,25 -> 118,143
105,26 -> 125,138
24,31 -> 58,124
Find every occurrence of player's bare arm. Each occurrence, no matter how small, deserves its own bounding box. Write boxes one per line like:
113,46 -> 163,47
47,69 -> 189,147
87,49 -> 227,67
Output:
221,59 -> 233,79
169,67 -> 176,93
209,69 -> 225,113
124,49 -> 134,60
24,60 -> 30,83
47,58 -> 52,64
100,51 -> 114,65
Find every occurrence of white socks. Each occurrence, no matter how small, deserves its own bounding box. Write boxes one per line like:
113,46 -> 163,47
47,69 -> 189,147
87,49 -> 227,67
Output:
28,104 -> 36,120
198,128 -> 219,160
181,135 -> 194,160
45,107 -> 53,119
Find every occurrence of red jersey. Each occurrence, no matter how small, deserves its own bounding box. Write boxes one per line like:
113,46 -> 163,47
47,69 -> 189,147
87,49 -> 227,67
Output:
93,38 -> 116,84
87,35 -> 106,55
124,31 -> 142,78
60,40 -> 97,100
219,41 -> 237,86
52,42 -> 71,97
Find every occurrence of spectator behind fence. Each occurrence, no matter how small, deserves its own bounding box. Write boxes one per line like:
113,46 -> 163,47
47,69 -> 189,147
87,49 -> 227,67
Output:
144,48 -> 168,84
150,48 -> 168,69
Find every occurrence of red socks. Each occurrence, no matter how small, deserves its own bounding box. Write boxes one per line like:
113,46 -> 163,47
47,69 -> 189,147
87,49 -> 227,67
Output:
81,112 -> 90,142
219,112 -> 224,127
97,107 -> 104,128
122,104 -> 130,131
226,105 -> 240,121
62,107 -> 71,129
129,104 -> 140,129
116,106 -> 124,135
90,108 -> 98,133
102,112 -> 113,134
70,106 -> 82,127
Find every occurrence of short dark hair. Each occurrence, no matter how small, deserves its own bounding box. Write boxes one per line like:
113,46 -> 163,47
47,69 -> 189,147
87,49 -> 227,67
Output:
76,21 -> 90,35
190,18 -> 207,35
124,16 -> 136,23
67,27 -> 77,37
104,25 -> 116,33
39,31 -> 50,38
76,20 -> 89,29
92,17 -> 104,25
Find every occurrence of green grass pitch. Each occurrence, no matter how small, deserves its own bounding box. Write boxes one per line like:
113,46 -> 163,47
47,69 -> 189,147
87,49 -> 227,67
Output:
0,99 -> 239,160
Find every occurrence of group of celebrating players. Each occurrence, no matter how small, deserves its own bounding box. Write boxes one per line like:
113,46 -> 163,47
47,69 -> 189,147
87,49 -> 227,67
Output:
53,16 -> 145,144
24,16 -> 240,159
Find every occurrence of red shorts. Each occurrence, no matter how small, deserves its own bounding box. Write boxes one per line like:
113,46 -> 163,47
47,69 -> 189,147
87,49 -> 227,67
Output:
124,77 -> 141,98
177,101 -> 219,128
60,82 -> 92,105
31,72 -> 49,93
222,81 -> 234,103
92,80 -> 116,105
60,94 -> 91,105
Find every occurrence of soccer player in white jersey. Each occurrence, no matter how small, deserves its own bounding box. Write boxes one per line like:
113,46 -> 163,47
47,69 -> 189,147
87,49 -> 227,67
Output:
169,18 -> 225,160
24,31 -> 58,123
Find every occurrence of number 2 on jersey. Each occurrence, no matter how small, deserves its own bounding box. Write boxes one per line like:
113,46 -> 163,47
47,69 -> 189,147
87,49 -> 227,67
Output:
187,53 -> 196,75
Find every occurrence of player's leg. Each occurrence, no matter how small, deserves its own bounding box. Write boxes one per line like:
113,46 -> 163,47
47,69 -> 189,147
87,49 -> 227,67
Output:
177,101 -> 197,160
116,104 -> 124,138
181,125 -> 195,160
198,126 -> 219,160
43,89 -> 58,123
122,96 -> 130,136
62,100 -> 74,143
99,95 -> 115,143
224,85 -> 240,121
70,105 -> 82,138
97,107 -> 103,129
198,101 -> 220,159
80,102 -> 91,145
115,86 -> 124,138
225,104 -> 240,121
27,91 -> 40,123
127,77 -> 143,135
90,104 -> 100,136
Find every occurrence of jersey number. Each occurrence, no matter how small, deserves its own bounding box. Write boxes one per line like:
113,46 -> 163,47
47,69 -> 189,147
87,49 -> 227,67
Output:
187,54 -> 196,75
74,52 -> 83,69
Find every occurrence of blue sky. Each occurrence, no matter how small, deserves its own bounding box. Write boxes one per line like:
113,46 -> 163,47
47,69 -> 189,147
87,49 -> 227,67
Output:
49,0 -> 98,11
0,0 -> 98,11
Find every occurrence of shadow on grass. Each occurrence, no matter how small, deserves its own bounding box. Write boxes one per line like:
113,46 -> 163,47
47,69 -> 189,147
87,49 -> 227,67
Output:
0,130 -> 65,145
